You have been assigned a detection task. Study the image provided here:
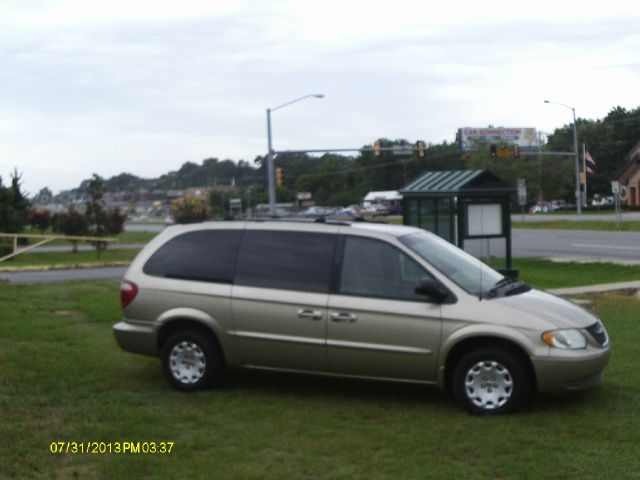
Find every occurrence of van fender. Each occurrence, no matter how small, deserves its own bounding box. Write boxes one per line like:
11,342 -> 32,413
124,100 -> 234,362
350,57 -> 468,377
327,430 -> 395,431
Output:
436,324 -> 545,390
156,308 -> 235,362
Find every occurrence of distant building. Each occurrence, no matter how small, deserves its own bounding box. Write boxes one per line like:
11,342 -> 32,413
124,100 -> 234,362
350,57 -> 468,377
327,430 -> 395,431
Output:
363,190 -> 402,213
185,185 -> 236,201
617,141 -> 640,207
166,190 -> 184,200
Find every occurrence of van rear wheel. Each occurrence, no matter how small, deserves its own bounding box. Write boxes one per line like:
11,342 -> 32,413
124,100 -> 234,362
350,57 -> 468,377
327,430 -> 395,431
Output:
161,330 -> 223,391
452,348 -> 531,414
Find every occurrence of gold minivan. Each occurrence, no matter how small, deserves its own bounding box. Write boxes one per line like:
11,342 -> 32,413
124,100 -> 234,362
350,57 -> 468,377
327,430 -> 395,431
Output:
113,220 -> 610,414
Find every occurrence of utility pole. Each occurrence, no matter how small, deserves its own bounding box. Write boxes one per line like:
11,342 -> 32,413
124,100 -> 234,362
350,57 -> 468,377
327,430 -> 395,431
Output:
266,94 -> 324,217
544,100 -> 581,214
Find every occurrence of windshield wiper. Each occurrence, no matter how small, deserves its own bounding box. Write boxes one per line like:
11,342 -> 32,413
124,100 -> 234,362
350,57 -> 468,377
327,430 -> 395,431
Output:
492,276 -> 519,289
503,282 -> 532,296
486,277 -> 530,298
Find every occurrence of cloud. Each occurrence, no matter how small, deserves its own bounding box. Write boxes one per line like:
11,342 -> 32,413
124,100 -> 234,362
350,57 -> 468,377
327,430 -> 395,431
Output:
1,1 -> 639,194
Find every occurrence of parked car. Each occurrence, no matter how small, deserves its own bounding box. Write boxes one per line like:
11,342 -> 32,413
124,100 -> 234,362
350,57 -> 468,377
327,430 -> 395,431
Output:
114,221 -> 610,414
592,195 -> 614,207
303,206 -> 329,217
550,200 -> 567,211
336,205 -> 365,219
529,202 -> 550,214
365,204 -> 389,216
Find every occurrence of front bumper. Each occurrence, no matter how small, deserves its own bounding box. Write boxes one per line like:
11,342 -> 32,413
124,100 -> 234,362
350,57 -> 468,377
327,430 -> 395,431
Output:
113,321 -> 158,357
532,346 -> 611,393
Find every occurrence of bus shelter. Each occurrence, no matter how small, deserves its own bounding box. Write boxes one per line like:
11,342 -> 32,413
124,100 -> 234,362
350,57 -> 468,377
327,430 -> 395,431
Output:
400,170 -> 517,270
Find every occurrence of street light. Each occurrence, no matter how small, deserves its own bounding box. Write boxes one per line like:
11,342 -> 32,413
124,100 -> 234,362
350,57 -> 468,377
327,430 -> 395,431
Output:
266,94 -> 324,216
544,99 -> 581,214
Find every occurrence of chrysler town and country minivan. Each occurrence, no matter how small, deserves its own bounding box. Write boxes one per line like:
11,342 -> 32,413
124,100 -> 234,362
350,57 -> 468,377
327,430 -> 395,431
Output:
113,220 -> 610,414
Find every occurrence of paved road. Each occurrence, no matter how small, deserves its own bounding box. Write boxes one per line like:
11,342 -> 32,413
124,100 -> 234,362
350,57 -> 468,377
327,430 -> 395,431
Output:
466,228 -> 640,263
513,229 -> 640,262
29,243 -> 144,253
126,223 -> 166,232
513,212 -> 640,222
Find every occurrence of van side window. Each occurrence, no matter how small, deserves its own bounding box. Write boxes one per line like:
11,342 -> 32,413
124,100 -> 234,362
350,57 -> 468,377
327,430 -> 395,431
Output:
340,236 -> 432,301
235,231 -> 336,293
143,230 -> 242,283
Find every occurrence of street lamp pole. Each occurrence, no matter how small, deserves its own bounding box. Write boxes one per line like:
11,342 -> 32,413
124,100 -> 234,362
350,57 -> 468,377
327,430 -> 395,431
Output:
544,100 -> 581,214
266,94 -> 324,216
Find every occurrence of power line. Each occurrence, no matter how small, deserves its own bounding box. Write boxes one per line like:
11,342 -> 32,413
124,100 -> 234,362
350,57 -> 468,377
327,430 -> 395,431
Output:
283,150 -> 461,181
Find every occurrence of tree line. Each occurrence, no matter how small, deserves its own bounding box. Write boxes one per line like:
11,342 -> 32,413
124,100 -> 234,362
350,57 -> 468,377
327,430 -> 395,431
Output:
53,105 -> 636,209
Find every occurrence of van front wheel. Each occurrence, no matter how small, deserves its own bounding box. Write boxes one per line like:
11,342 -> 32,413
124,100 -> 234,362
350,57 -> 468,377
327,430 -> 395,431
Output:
452,348 -> 531,414
161,330 -> 222,391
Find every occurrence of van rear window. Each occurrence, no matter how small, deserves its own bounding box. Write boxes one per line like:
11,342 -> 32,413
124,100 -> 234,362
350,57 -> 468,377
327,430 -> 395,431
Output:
143,230 -> 242,283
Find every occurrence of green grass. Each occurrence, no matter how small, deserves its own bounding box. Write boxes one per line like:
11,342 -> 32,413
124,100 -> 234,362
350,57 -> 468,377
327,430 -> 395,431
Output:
0,249 -> 141,269
513,220 -> 640,231
0,281 -> 639,479
379,215 -> 402,225
116,231 -> 158,243
494,259 -> 640,289
20,228 -> 158,246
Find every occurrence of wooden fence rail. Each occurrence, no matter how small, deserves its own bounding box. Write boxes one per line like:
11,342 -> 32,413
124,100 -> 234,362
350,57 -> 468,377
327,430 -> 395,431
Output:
0,233 -> 118,262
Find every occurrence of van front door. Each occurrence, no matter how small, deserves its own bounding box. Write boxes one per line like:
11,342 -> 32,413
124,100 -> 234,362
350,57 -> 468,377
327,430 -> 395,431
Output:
327,235 -> 442,382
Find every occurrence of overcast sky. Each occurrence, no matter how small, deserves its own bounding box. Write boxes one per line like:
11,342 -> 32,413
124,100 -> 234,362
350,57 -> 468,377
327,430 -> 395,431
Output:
1,0 -> 639,195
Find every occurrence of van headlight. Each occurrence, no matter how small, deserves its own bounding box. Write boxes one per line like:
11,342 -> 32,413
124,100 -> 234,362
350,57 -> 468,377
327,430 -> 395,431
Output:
542,329 -> 587,349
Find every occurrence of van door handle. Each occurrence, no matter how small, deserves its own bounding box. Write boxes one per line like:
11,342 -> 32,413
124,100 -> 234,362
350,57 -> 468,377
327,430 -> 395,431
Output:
330,312 -> 358,323
297,309 -> 323,321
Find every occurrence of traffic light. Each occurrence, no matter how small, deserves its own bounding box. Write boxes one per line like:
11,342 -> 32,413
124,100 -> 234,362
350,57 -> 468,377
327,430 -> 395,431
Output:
275,167 -> 283,187
498,145 -> 510,158
373,139 -> 382,157
416,140 -> 426,158
513,144 -> 520,158
490,144 -> 497,157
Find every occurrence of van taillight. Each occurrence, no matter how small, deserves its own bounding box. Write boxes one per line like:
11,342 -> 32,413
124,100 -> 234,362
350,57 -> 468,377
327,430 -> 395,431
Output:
120,280 -> 138,309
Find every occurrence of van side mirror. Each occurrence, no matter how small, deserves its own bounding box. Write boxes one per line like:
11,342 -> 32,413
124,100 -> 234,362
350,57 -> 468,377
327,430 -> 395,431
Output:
415,278 -> 450,302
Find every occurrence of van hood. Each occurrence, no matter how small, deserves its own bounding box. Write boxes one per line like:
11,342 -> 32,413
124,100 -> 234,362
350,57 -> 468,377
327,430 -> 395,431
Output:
494,288 -> 598,330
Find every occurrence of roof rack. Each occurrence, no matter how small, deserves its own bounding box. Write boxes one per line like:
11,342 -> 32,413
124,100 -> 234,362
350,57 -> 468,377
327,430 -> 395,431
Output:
237,216 -> 352,227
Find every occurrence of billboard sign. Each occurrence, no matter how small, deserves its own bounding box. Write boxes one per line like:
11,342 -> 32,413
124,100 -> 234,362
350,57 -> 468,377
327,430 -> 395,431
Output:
459,127 -> 539,153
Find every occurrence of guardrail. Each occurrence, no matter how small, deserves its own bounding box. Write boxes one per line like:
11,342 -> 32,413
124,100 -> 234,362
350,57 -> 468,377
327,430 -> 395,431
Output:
0,233 -> 118,262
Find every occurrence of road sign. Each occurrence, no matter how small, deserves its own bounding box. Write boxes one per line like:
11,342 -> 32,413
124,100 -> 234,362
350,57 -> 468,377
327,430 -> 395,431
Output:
611,181 -> 620,194
392,145 -> 414,156
297,192 -> 312,201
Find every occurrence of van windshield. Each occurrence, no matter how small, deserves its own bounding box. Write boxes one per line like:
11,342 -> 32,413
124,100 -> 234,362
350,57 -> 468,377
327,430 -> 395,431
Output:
399,231 -> 504,296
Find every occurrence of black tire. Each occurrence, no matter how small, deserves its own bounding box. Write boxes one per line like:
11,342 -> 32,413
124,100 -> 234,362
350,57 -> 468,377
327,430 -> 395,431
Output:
161,330 -> 223,391
452,348 -> 531,415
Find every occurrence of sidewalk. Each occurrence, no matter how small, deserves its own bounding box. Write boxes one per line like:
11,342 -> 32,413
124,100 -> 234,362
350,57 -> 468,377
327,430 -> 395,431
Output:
25,243 -> 145,253
549,280 -> 640,296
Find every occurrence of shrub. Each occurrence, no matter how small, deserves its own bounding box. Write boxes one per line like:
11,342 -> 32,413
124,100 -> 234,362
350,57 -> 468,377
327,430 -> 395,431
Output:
171,198 -> 210,224
28,209 -> 51,233
52,208 -> 89,252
